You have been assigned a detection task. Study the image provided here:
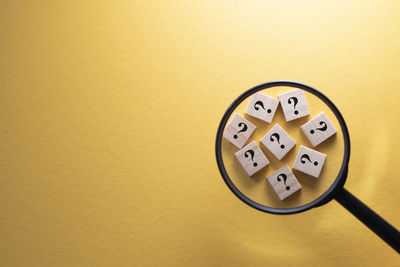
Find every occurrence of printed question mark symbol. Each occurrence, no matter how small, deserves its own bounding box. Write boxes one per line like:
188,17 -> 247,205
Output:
310,121 -> 328,134
254,101 -> 271,113
270,133 -> 285,149
300,154 -> 318,166
277,173 -> 290,190
288,97 -> 299,115
233,122 -> 248,139
244,149 -> 257,167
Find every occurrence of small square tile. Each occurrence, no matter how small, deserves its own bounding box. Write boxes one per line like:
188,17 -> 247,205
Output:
223,113 -> 256,148
260,123 -> 296,160
245,93 -> 279,123
278,89 -> 310,121
267,165 -> 302,200
301,112 -> 337,147
235,141 -> 270,176
292,145 -> 326,178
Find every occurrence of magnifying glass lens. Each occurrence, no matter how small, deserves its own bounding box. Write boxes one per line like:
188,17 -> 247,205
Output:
221,86 -> 345,210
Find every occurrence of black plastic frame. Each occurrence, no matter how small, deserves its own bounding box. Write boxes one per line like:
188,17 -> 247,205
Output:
215,80 -> 351,214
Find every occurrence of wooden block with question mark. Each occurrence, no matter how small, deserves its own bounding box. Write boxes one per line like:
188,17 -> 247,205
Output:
267,165 -> 302,200
278,89 -> 310,122
234,141 -> 270,176
245,93 -> 279,123
260,123 -> 296,160
223,113 -> 256,149
292,145 -> 326,178
301,111 -> 337,147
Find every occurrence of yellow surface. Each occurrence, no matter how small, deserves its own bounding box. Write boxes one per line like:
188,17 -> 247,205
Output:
1,1 -> 399,266
222,88 -> 344,209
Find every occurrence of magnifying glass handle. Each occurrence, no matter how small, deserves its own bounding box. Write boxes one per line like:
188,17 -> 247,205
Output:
335,188 -> 400,253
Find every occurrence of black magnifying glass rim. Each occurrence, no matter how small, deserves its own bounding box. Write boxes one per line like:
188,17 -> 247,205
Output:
215,80 -> 351,214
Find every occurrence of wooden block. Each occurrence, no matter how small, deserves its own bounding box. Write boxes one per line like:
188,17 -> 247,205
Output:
267,165 -> 302,200
235,141 -> 270,176
278,89 -> 310,121
245,93 -> 279,123
260,123 -> 296,160
292,145 -> 326,178
301,111 -> 337,147
223,113 -> 256,148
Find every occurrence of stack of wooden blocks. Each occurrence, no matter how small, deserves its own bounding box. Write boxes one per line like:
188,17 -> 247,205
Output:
223,89 -> 337,200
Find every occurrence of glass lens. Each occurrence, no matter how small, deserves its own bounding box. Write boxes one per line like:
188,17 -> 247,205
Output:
221,86 -> 345,210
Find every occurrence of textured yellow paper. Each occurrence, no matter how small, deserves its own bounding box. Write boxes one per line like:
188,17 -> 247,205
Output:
0,1 -> 399,266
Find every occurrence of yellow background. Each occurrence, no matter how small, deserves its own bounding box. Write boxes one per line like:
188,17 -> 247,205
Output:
1,1 -> 399,266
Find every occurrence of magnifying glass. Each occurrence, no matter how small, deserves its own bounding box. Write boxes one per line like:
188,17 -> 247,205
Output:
215,81 -> 400,252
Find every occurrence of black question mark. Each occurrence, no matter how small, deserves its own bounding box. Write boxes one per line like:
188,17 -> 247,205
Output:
310,121 -> 328,134
270,133 -> 285,149
288,97 -> 299,115
233,122 -> 248,139
277,173 -> 290,190
244,149 -> 257,167
254,101 -> 271,113
300,154 -> 318,166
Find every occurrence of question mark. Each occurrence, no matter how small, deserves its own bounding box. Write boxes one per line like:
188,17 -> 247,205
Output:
244,149 -> 257,167
277,173 -> 290,190
254,101 -> 271,113
288,97 -> 299,115
300,154 -> 318,166
310,121 -> 328,134
233,122 -> 248,139
270,133 -> 285,149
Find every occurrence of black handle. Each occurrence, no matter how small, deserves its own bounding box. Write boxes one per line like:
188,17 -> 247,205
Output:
335,188 -> 400,253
